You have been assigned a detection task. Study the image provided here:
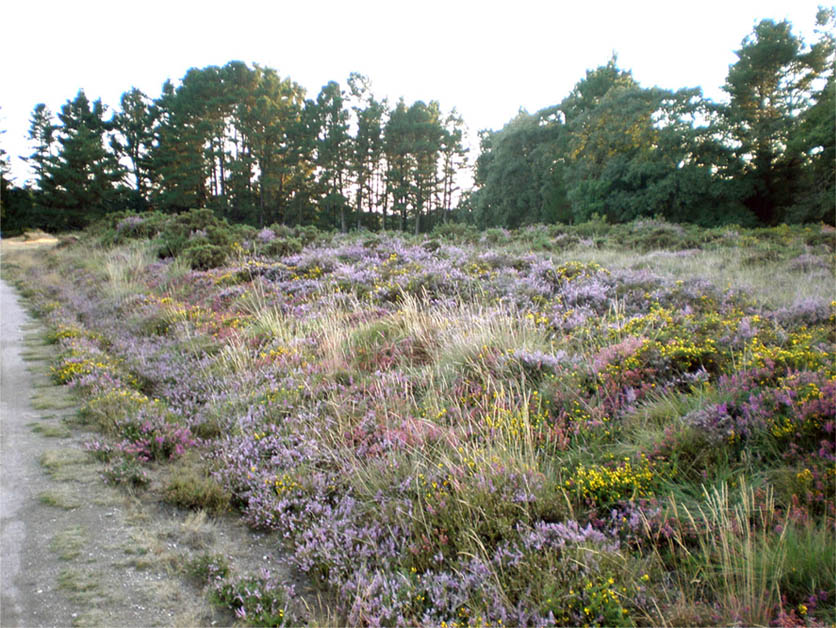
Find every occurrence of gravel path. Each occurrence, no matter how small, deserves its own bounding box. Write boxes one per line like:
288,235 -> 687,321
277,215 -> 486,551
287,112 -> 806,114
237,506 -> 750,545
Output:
0,277 -> 307,627
0,280 -> 228,627
1,278 -> 60,625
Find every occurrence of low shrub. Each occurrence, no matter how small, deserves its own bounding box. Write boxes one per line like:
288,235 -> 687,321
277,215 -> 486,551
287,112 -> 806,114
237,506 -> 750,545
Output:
163,458 -> 230,513
102,457 -> 149,488
186,552 -> 230,585
431,221 -> 479,243
182,242 -> 228,270
211,570 -> 290,626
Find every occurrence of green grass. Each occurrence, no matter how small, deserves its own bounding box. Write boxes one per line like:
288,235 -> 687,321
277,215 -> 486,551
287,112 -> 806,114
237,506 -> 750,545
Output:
30,387 -> 78,411
162,452 -> 231,513
51,525 -> 87,560
31,421 -> 72,438
38,488 -> 82,510
39,448 -> 98,482
57,566 -> 100,595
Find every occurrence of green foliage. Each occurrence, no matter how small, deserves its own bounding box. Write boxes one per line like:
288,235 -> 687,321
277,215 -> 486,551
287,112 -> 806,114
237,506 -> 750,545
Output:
102,457 -> 149,488
430,221 -> 479,242
779,519 -> 836,605
0,183 -> 35,236
164,468 -> 230,513
33,91 -> 124,230
472,109 -> 568,229
182,242 -> 228,270
211,573 -> 289,626
147,209 -> 239,270
262,237 -> 302,258
6,17 -> 833,236
110,87 -> 154,207
721,17 -> 834,224
186,553 -> 230,585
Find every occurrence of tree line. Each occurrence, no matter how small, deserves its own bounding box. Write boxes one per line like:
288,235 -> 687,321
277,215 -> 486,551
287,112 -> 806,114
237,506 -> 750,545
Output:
2,65 -> 467,234
1,12 -> 833,234
471,12 -> 835,228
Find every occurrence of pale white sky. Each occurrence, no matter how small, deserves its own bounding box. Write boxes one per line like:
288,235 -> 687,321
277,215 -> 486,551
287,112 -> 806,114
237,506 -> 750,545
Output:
1,0 -> 827,185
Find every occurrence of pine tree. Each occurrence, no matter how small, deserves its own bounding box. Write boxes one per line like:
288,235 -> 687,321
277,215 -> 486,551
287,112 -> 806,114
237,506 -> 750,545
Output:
111,87 -> 155,209
722,18 -> 831,223
42,91 -> 122,229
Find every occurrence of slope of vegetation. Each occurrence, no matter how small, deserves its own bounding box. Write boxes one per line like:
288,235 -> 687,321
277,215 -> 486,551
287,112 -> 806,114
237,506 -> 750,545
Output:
3,214 -> 834,626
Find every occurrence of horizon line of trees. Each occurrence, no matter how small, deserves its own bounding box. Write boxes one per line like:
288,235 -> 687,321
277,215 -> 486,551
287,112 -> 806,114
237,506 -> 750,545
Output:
2,66 -> 468,234
472,11 -> 835,228
1,11 -> 834,235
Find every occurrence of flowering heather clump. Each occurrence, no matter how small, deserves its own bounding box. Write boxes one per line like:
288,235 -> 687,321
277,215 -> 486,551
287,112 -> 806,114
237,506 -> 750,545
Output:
5,219 -> 835,626
773,296 -> 834,328
116,214 -> 145,232
115,414 -> 196,462
510,348 -> 567,375
211,570 -> 291,626
256,227 -> 277,243
592,336 -> 646,373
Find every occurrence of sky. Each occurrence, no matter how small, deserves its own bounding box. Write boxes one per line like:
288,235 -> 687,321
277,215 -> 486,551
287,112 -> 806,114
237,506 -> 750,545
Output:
1,0 -> 828,186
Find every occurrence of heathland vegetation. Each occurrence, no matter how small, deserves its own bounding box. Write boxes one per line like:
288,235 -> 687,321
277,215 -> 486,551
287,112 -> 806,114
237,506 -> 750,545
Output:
1,8 -> 834,627
1,11 -> 834,234
2,213 -> 834,625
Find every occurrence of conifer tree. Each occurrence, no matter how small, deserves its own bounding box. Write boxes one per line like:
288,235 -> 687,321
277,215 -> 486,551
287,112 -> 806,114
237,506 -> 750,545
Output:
42,91 -> 122,229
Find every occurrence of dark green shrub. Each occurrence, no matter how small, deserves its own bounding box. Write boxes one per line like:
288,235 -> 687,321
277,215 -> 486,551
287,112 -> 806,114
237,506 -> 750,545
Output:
183,243 -> 228,270
268,223 -> 294,239
362,235 -> 382,249
234,223 -> 257,243
431,221 -> 479,243
421,239 -> 441,253
91,211 -> 168,245
804,229 -> 836,251
154,208 -> 233,259
618,220 -> 700,252
264,237 -> 302,258
295,224 -> 328,246
572,213 -> 611,238
482,227 -> 511,244
741,244 -> 784,266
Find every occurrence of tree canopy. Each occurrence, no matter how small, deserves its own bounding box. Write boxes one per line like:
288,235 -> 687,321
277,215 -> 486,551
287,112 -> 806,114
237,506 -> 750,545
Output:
473,12 -> 834,229
5,11 -> 833,235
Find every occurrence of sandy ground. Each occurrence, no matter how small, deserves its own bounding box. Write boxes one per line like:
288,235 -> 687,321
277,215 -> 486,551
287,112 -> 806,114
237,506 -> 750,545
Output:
1,277 -> 74,626
0,233 -> 60,250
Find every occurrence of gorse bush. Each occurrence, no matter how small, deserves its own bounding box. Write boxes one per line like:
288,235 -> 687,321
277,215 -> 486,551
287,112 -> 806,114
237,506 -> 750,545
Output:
5,217 -> 835,626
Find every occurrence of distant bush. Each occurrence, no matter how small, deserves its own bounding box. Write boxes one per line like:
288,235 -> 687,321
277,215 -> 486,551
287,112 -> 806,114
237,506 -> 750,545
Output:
431,221 -> 480,243
182,242 -> 228,270
804,227 -> 836,251
572,213 -> 611,238
481,227 -> 511,244
262,237 -> 303,258
615,219 -> 701,252
155,209 -> 231,259
92,210 -> 169,244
